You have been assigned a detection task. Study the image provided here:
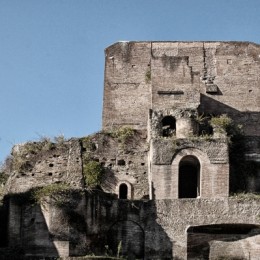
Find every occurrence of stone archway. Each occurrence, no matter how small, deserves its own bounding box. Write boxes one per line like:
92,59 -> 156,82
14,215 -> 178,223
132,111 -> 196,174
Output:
107,220 -> 144,259
179,155 -> 200,198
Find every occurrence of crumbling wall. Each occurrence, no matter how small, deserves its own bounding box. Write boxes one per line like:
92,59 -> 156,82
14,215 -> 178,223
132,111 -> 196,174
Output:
3,129 -> 149,200
81,130 -> 149,199
7,190 -> 87,257
4,139 -> 83,194
9,193 -> 260,259
103,41 -> 260,137
102,42 -> 152,130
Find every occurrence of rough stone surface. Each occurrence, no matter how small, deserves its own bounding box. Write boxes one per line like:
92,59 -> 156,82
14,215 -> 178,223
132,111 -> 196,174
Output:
1,41 -> 260,259
4,139 -> 84,194
7,194 -> 260,259
103,41 -> 260,137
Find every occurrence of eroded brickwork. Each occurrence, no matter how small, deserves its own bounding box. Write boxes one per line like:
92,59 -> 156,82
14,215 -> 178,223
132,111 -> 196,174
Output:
8,194 -> 260,259
103,41 -> 260,137
1,41 -> 260,259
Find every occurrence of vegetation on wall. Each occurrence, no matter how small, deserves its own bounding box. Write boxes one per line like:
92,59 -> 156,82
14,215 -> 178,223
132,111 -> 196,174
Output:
210,114 -> 233,131
3,135 -> 68,174
0,172 -> 8,204
110,127 -> 135,145
0,172 -> 8,186
81,136 -> 97,152
180,113 -> 258,194
216,116 -> 259,193
145,69 -> 151,83
32,183 -> 72,205
83,161 -> 105,189
6,183 -> 74,206
208,114 -> 259,193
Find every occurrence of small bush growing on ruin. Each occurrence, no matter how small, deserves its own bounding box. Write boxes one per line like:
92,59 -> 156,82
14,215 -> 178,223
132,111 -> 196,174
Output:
32,183 -> 71,204
111,127 -> 135,144
210,114 -> 234,134
210,114 -> 233,131
195,113 -> 209,124
53,134 -> 66,145
81,136 -> 96,152
0,172 -> 8,186
7,183 -> 82,207
0,171 -> 8,204
83,161 -> 104,189
145,69 -> 151,83
210,114 -> 244,139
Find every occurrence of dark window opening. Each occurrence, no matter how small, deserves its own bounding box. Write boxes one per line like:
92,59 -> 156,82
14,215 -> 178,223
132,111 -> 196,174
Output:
117,159 -> 126,166
162,116 -> 176,137
179,156 -> 200,198
119,184 -> 128,199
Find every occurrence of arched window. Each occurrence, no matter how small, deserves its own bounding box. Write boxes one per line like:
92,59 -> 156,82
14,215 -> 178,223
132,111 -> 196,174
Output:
119,183 -> 128,199
179,156 -> 200,198
162,116 -> 176,137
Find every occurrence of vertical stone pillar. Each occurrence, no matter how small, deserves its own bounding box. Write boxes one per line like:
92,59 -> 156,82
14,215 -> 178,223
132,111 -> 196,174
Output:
176,118 -> 198,138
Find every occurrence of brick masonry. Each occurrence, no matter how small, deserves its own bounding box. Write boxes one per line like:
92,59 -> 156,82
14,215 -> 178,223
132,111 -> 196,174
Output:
1,41 -> 260,259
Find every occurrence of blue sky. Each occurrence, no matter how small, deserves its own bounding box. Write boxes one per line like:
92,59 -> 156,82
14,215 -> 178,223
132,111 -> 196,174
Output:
0,0 -> 259,163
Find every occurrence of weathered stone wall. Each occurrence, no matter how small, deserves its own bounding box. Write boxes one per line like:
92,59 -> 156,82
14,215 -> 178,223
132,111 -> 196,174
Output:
7,191 -> 86,257
82,131 -> 149,199
102,42 -> 152,130
103,41 -> 260,137
2,41 -> 260,259
7,193 -> 260,259
151,42 -> 201,110
3,131 -> 149,200
4,139 -> 83,194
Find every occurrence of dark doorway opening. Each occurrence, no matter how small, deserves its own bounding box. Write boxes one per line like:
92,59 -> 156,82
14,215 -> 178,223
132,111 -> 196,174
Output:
162,116 -> 176,137
187,224 -> 260,259
119,184 -> 128,199
179,156 -> 200,198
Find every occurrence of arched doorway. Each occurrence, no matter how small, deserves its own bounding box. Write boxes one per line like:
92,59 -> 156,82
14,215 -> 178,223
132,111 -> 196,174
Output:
179,155 -> 200,198
119,183 -> 128,199
162,116 -> 176,137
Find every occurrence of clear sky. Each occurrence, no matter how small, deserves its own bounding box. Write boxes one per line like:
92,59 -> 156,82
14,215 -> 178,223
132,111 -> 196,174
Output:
0,0 -> 259,163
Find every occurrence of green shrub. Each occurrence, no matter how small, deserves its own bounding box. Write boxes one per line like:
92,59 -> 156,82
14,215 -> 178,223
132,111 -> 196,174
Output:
210,114 -> 233,130
0,173 -> 8,186
111,127 -> 134,144
145,69 -> 151,83
82,136 -> 96,152
83,161 -> 104,189
210,114 -> 243,139
32,183 -> 71,204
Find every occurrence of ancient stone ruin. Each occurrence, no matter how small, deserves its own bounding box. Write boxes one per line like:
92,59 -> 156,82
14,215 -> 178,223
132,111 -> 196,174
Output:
0,41 -> 260,259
